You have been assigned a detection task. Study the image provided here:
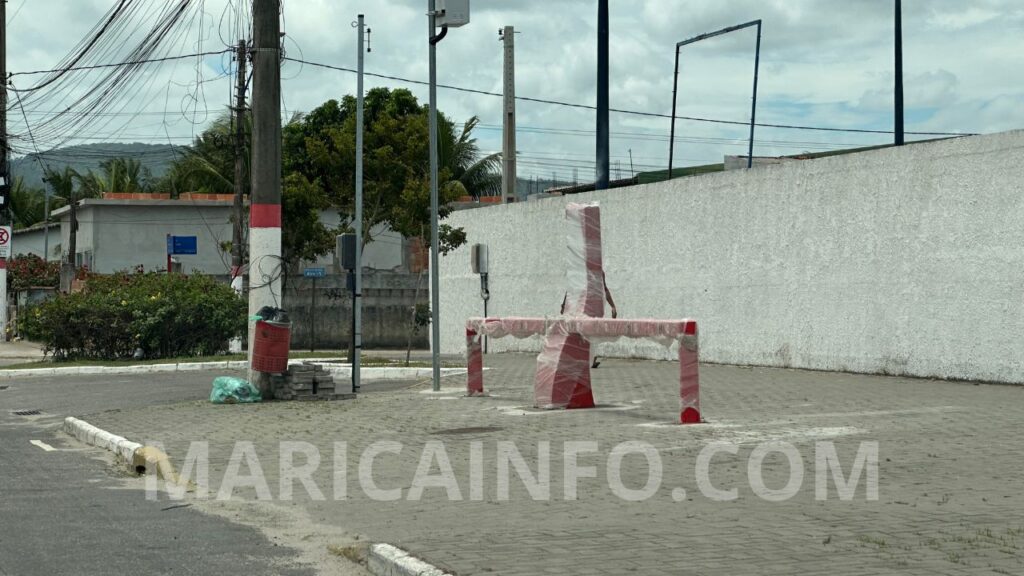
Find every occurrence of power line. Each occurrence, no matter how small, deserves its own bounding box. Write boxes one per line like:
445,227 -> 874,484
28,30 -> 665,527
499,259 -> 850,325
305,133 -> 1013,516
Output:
282,56 -> 977,138
8,51 -> 230,82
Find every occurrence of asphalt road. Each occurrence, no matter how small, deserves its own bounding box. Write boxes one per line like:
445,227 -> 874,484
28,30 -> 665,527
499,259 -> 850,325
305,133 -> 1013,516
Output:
0,369 -> 397,576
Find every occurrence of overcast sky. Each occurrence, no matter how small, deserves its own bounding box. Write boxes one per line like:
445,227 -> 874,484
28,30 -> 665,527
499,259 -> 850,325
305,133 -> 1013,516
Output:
7,0 -> 1023,181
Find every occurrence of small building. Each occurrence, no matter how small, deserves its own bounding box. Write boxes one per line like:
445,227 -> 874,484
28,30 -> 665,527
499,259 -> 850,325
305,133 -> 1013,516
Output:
48,192 -> 411,275
11,222 -> 62,261
50,193 -> 236,274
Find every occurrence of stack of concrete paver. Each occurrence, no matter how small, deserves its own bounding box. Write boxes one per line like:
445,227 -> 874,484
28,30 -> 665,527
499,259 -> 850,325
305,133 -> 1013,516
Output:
270,363 -> 354,401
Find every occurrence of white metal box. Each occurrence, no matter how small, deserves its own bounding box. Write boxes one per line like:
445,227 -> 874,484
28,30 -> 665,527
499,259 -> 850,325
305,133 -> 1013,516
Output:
436,0 -> 470,28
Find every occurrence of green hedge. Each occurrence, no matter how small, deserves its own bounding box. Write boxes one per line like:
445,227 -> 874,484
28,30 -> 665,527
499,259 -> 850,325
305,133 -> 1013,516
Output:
7,254 -> 60,291
22,272 -> 247,360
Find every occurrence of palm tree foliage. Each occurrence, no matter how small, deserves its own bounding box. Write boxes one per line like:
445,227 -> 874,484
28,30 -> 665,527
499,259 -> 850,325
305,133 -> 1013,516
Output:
9,177 -> 49,230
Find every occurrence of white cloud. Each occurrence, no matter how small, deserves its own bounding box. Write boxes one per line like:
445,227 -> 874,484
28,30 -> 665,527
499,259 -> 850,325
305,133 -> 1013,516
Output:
6,0 -> 1023,175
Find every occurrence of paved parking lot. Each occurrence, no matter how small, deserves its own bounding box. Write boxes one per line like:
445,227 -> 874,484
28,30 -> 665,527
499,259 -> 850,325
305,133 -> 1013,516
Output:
72,354 -> 1024,575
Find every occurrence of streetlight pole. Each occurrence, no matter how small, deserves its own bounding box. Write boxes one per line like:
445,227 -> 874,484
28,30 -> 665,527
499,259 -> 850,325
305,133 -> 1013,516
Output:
427,0 -> 469,391
428,0 -> 442,392
354,13 -> 367,392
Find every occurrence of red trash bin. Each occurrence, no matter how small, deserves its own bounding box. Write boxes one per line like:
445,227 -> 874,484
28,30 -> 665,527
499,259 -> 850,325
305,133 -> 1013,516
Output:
251,320 -> 291,373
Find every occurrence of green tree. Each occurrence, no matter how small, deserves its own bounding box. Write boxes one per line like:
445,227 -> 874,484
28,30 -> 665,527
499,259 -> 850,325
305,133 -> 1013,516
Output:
74,157 -> 149,196
285,87 -> 494,254
45,167 -> 101,266
154,111 -> 250,196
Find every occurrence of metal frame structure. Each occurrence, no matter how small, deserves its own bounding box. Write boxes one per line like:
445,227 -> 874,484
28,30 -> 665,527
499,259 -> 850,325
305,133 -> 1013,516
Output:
668,20 -> 762,176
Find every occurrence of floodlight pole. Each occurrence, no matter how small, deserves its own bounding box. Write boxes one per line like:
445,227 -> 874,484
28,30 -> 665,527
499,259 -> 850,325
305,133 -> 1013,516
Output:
895,0 -> 905,146
668,19 -> 762,177
428,0 -> 442,392
595,0 -> 609,190
354,14 -> 366,392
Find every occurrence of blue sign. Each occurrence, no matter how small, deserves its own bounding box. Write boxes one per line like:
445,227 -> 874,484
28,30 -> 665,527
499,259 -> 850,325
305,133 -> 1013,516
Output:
167,236 -> 198,255
303,267 -> 327,278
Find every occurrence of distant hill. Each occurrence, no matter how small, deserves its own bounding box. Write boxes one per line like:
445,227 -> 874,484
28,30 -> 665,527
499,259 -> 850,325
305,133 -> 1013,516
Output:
10,143 -> 187,190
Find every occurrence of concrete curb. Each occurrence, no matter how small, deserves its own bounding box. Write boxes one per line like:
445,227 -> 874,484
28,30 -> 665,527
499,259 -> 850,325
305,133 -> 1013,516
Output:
367,544 -> 453,576
63,416 -> 178,481
0,358 -> 468,380
63,421 -> 455,574
318,365 -> 468,381
63,416 -> 143,466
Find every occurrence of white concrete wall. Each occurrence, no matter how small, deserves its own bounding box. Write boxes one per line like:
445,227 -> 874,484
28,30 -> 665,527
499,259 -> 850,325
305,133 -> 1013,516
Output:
311,211 -> 406,272
438,130 -> 1024,384
11,226 -> 61,261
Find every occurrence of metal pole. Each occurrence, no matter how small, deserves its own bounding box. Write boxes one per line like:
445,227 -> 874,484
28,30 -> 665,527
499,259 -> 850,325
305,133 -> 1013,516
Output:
428,0 -> 441,391
43,190 -> 50,261
895,0 -> 905,146
668,47 -> 680,180
482,282 -> 488,354
595,0 -> 610,190
310,277 -> 316,353
0,0 -> 8,335
747,21 -> 762,169
501,26 -> 516,203
354,14 -> 365,393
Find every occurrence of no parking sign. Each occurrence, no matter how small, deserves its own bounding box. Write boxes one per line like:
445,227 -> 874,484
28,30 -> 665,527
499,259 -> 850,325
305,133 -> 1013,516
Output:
0,226 -> 11,259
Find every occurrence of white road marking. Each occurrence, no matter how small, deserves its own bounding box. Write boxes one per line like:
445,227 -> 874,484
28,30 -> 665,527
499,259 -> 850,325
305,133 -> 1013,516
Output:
30,440 -> 57,452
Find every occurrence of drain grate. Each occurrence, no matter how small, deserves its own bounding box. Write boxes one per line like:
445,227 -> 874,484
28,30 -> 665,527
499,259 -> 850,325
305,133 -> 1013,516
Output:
12,409 -> 42,416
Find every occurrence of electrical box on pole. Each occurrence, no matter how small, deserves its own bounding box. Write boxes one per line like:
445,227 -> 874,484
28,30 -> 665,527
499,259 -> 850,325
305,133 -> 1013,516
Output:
471,243 -> 489,275
337,233 -> 357,271
471,243 -> 490,352
435,0 -> 470,27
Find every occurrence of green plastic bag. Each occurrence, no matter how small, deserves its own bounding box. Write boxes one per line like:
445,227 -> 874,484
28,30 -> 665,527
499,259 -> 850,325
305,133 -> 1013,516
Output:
210,376 -> 262,404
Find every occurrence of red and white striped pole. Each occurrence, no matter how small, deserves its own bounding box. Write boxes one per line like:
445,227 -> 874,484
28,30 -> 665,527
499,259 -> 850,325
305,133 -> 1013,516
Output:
247,0 -> 283,397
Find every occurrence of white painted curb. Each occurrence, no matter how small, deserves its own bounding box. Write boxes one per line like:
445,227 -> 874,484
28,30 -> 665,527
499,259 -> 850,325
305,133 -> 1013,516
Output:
318,364 -> 468,381
63,416 -> 142,465
0,358 -> 466,380
367,544 -> 453,576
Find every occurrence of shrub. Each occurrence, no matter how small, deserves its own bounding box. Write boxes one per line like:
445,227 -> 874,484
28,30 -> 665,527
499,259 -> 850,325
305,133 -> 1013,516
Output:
22,271 -> 247,360
7,254 -> 60,292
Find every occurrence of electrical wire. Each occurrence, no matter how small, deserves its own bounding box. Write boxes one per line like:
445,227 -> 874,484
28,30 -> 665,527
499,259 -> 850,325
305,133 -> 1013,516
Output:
282,56 -> 978,138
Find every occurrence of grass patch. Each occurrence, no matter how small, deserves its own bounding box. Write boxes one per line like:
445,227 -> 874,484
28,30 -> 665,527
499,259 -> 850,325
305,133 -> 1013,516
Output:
327,544 -> 365,564
857,534 -> 889,549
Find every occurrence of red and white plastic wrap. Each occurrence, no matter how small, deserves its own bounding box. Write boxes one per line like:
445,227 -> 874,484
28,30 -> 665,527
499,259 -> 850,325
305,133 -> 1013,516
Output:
463,201 -> 701,424
465,317 -> 701,424
563,202 -> 606,318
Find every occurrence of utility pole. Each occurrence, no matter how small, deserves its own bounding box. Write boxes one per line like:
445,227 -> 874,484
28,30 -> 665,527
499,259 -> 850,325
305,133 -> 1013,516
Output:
0,0 -> 7,336
354,13 -> 368,393
595,0 -> 610,191
248,0 -> 283,397
894,0 -> 905,146
230,39 -> 247,354
500,26 -> 516,203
